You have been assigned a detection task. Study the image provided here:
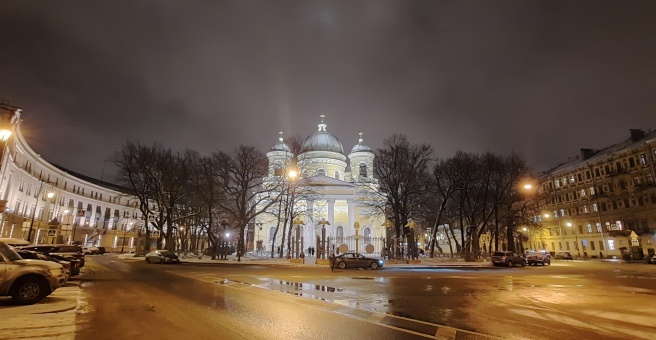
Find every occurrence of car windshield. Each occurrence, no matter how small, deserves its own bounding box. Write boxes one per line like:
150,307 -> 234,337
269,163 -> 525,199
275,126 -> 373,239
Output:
0,242 -> 24,261
160,251 -> 176,256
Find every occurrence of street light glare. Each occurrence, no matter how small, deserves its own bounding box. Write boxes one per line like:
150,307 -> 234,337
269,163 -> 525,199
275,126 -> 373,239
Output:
47,192 -> 55,198
288,169 -> 298,179
523,184 -> 533,190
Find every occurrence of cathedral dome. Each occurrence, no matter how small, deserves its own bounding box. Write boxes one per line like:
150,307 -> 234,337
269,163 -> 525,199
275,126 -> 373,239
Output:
350,133 -> 373,154
301,116 -> 344,154
269,132 -> 291,152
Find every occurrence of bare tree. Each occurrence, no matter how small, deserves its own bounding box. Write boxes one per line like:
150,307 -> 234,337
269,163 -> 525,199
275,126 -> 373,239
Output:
214,145 -> 280,261
110,141 -> 196,252
371,134 -> 433,257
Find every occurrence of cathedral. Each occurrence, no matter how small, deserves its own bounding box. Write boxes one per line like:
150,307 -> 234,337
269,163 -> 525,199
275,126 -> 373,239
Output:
259,115 -> 385,257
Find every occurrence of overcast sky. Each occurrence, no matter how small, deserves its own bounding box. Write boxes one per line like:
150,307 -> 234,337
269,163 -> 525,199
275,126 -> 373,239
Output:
1,0 -> 655,182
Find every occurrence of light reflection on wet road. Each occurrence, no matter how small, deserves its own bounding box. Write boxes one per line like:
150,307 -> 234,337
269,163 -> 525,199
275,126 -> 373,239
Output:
156,260 -> 656,339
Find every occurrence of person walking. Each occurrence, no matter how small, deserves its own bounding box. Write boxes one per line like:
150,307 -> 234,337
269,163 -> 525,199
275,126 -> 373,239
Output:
329,250 -> 336,272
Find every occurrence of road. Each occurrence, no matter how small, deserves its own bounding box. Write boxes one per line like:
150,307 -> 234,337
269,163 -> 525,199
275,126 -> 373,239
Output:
19,256 -> 656,339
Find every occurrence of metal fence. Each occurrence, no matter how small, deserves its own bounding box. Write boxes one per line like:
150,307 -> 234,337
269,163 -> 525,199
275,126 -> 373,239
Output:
328,236 -> 385,258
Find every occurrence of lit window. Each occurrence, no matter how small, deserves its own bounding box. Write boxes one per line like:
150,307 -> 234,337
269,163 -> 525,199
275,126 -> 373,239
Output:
580,189 -> 586,198
608,240 -> 615,250
640,154 -> 647,164
587,224 -> 592,233
570,176 -> 575,184
590,187 -> 595,195
593,203 -> 598,212
555,179 -> 560,188
615,221 -> 622,230
583,205 -> 589,213
596,223 -> 602,233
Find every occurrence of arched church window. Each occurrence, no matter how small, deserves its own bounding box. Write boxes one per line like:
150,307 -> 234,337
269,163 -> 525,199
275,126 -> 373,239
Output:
334,170 -> 340,179
317,169 -> 326,176
336,226 -> 344,243
359,163 -> 367,177
274,161 -> 283,176
363,227 -> 371,242
268,227 -> 275,241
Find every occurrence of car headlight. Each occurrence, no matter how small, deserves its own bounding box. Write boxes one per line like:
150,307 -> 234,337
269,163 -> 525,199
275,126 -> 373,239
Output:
48,268 -> 63,277
378,260 -> 383,264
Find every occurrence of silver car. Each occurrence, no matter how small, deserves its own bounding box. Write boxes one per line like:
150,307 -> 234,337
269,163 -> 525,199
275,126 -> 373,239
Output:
145,250 -> 180,264
0,242 -> 67,305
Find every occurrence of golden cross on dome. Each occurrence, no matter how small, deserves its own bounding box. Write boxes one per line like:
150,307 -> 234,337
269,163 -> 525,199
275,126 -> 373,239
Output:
278,131 -> 283,142
358,132 -> 363,143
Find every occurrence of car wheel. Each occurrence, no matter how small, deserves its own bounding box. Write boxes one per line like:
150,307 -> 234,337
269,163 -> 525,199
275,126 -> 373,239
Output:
370,262 -> 379,270
506,261 -> 513,267
338,261 -> 347,269
520,261 -> 525,267
11,277 -> 48,305
546,261 -> 550,266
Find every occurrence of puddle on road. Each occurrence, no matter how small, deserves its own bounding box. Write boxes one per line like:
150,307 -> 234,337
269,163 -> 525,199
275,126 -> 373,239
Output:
216,277 -> 392,314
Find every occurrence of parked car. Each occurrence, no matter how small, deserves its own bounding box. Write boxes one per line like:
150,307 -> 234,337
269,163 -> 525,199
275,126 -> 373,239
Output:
555,251 -> 573,260
645,254 -> 656,264
16,244 -> 85,267
145,250 -> 180,264
334,252 -> 384,270
491,251 -> 525,267
0,238 -> 30,247
15,250 -> 72,281
0,242 -> 67,305
526,251 -> 551,266
82,246 -> 99,255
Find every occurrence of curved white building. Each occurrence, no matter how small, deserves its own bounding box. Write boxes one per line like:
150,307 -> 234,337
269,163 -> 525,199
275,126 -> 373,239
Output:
0,104 -> 142,252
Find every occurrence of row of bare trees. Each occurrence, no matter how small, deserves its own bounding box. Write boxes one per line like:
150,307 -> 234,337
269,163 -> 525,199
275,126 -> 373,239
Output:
365,134 -> 533,260
109,133 -> 532,261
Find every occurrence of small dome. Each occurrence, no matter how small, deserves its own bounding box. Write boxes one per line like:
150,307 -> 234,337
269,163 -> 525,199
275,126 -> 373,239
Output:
301,116 -> 344,154
270,132 -> 291,152
350,133 -> 373,154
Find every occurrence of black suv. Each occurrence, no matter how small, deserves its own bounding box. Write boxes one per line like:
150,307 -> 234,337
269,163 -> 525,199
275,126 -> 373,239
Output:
492,251 -> 525,267
16,245 -> 85,267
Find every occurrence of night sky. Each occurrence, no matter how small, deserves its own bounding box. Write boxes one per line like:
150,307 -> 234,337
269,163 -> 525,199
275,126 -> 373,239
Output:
1,1 -> 655,182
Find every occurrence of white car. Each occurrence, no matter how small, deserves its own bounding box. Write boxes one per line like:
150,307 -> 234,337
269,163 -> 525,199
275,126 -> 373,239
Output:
83,246 -> 99,255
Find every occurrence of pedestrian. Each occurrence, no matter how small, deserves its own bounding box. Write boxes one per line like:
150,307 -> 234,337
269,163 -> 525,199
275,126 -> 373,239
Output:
308,246 -> 312,255
329,250 -> 335,272
599,251 -> 603,259
311,247 -> 315,256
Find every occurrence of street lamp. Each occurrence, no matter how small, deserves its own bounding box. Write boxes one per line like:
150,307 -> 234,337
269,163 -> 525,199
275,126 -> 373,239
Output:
566,222 -> 580,257
27,180 -> 48,242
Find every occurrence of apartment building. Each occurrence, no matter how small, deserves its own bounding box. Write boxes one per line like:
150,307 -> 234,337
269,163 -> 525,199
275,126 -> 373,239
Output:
533,129 -> 656,260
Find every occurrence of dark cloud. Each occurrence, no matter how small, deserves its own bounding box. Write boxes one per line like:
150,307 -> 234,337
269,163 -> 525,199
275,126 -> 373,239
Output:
1,0 -> 655,181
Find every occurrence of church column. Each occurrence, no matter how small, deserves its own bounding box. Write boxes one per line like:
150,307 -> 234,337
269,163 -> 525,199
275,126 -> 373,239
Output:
348,199 -> 355,236
327,199 -> 335,226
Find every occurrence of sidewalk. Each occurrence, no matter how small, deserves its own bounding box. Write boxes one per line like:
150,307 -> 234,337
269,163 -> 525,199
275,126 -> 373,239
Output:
0,279 -> 79,317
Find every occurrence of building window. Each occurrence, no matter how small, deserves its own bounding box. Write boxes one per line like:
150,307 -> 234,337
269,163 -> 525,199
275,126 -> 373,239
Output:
640,154 -> 647,165
615,221 -> 623,230
334,171 -> 340,180
566,242 -> 570,250
580,189 -> 586,198
607,240 -> 615,250
19,179 -> 25,192
570,175 -> 575,184
269,227 -> 275,242
584,205 -> 589,214
336,226 -> 344,243
363,227 -> 371,241
555,179 -> 560,188
590,241 -> 595,250
317,169 -> 326,176
587,224 -> 592,233
359,163 -> 367,178
551,242 -> 555,251
596,222 -> 602,233
559,242 -> 563,250
593,203 -> 598,212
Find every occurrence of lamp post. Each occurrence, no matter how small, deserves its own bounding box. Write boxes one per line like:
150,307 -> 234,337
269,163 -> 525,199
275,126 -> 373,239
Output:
27,180 -> 47,242
121,222 -> 133,254
566,222 -> 580,257
256,222 -> 263,255
317,218 -> 330,259
293,217 -> 305,258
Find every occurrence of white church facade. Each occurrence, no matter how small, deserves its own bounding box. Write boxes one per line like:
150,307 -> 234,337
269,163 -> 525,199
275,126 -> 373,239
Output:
258,116 -> 386,257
